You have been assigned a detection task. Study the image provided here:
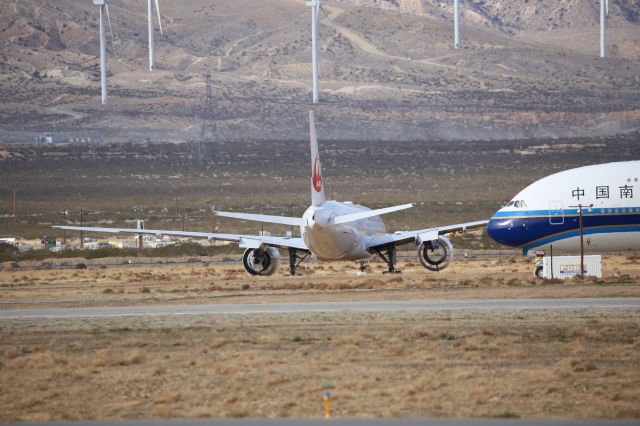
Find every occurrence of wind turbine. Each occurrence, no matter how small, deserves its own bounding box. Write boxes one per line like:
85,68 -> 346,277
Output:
306,0 -> 320,104
93,0 -> 113,105
147,0 -> 163,71
600,0 -> 606,57
454,0 -> 460,49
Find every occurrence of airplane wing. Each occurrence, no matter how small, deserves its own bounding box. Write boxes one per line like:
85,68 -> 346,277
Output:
52,226 -> 309,251
366,220 -> 489,249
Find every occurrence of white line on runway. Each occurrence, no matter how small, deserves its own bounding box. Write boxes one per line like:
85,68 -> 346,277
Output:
0,298 -> 638,319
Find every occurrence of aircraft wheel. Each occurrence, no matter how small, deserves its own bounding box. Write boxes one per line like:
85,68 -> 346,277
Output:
534,265 -> 543,278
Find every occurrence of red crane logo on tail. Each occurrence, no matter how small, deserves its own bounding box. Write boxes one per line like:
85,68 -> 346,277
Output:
312,155 -> 323,193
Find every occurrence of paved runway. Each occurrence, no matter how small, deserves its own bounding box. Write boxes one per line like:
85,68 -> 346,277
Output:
5,417 -> 639,426
0,297 -> 638,319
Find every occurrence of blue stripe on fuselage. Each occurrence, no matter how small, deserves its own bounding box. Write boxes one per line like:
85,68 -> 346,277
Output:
486,209 -> 640,253
521,225 -> 640,254
491,207 -> 640,218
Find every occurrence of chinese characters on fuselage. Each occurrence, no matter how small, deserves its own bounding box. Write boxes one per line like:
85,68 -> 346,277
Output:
572,185 -> 634,200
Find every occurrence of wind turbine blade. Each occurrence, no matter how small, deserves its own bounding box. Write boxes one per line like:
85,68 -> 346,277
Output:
105,4 -> 114,43
154,0 -> 163,35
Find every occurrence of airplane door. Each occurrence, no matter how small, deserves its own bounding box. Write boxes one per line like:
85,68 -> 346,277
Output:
549,201 -> 564,225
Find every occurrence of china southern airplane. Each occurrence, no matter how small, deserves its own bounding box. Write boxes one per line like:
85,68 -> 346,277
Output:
487,161 -> 640,265
55,111 -> 487,276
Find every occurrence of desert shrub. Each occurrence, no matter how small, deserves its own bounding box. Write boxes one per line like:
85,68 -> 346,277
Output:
0,243 -> 20,262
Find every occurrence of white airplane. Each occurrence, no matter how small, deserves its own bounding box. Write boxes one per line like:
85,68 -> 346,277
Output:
55,111 -> 487,276
487,161 -> 640,261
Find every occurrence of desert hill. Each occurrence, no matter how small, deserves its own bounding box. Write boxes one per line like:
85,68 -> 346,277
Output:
0,0 -> 639,142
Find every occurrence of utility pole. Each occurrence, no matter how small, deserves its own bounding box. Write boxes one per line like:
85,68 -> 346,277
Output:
80,208 -> 84,249
12,190 -> 16,225
195,70 -> 216,162
62,210 -> 68,247
163,207 -> 168,229
569,204 -> 593,277
289,202 -> 294,236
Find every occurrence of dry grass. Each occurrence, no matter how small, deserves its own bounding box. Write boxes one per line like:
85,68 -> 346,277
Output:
1,253 -> 639,309
0,309 -> 638,421
0,252 -> 638,420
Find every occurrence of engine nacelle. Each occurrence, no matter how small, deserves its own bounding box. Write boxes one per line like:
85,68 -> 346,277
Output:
418,236 -> 454,272
242,246 -> 280,276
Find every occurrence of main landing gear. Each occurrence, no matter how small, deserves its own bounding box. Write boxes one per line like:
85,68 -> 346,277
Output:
288,247 -> 311,276
371,244 -> 400,273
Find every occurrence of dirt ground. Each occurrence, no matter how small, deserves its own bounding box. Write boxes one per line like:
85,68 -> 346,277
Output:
0,309 -> 639,421
0,253 -> 639,421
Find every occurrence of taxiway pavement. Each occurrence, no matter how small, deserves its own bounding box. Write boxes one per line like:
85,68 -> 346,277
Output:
0,297 -> 638,319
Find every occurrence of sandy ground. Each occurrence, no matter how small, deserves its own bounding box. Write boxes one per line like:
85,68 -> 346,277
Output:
1,253 -> 639,308
0,253 -> 639,421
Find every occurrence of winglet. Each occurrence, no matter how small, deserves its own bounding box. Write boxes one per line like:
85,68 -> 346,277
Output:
309,110 -> 326,207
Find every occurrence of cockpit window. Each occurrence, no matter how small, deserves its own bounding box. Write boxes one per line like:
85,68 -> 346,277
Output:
514,201 -> 520,208
520,200 -> 527,208
506,201 -> 515,207
509,200 -> 527,209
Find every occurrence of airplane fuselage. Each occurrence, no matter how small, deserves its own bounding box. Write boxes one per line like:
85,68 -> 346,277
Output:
487,161 -> 640,254
301,201 -> 385,261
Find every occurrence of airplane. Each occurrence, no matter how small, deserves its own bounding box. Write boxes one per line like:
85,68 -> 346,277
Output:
487,160 -> 640,272
54,111 -> 488,276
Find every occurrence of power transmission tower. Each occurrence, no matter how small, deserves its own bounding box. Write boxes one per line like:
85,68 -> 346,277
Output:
193,70 -> 216,163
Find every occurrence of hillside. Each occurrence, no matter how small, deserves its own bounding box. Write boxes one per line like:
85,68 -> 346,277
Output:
0,0 -> 639,142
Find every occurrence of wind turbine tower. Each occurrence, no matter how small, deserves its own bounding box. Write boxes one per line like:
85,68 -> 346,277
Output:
306,0 -> 320,104
147,0 -> 163,71
454,0 -> 460,49
93,0 -> 112,105
600,0 -> 606,58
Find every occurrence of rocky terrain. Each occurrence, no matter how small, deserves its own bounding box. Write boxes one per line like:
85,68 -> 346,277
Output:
0,0 -> 639,142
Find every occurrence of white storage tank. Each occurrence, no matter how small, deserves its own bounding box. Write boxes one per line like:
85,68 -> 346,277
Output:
542,255 -> 602,279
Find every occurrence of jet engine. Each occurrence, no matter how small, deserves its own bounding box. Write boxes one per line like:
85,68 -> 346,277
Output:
242,246 -> 280,276
418,236 -> 453,272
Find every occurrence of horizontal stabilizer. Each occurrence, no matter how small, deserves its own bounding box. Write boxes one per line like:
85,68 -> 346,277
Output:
331,203 -> 414,225
215,211 -> 304,227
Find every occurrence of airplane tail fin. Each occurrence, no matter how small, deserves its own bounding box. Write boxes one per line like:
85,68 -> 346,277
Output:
309,110 -> 326,206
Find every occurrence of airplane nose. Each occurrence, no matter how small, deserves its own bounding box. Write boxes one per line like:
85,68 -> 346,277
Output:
486,217 -> 519,247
